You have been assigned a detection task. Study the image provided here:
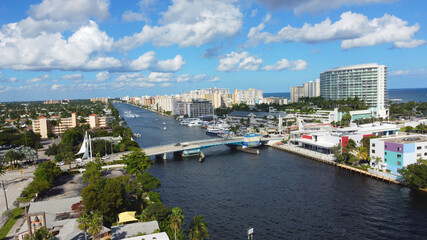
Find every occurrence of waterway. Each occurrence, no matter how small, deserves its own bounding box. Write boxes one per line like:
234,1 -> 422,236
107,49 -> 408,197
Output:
114,103 -> 427,239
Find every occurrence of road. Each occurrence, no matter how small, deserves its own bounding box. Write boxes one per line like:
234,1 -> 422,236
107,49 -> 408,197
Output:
0,166 -> 35,226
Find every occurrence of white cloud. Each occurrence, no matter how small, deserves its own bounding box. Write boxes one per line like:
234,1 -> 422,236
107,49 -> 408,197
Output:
122,0 -> 155,23
148,72 -> 173,82
0,21 -> 117,71
389,68 -> 427,76
247,12 -> 425,49
217,51 -> 260,72
96,71 -> 110,82
208,76 -> 220,82
256,0 -> 395,15
176,73 -> 207,82
2,77 -> 20,83
262,59 -> 308,71
62,73 -> 83,81
217,51 -> 263,72
51,83 -> 63,90
156,55 -> 186,72
27,74 -> 50,83
161,83 -> 172,87
250,9 -> 258,17
116,0 -> 242,50
28,0 -> 110,22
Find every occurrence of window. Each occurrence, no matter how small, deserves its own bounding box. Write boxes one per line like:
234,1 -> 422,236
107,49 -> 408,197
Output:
397,147 -> 402,151
385,152 -> 387,155
417,154 -> 421,157
372,150 -> 375,153
397,154 -> 402,158
385,145 -> 388,149
397,161 -> 401,166
417,146 -> 422,150
385,158 -> 387,162
372,143 -> 375,147
424,153 -> 427,156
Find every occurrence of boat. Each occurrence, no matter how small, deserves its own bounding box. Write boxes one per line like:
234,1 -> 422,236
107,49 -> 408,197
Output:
163,126 -> 167,130
180,118 -> 201,126
188,120 -> 202,127
206,126 -> 223,136
133,133 -> 141,138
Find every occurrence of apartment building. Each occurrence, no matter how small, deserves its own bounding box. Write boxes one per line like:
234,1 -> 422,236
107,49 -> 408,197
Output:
32,112 -> 113,139
290,79 -> 320,103
234,88 -> 263,105
320,63 -> 388,118
370,135 -> 427,174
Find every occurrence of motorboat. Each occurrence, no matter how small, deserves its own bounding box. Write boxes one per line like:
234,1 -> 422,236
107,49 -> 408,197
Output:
188,120 -> 202,127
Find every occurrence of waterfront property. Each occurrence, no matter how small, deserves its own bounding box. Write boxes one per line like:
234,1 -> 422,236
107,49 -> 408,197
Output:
291,122 -> 399,154
370,134 -> 427,174
320,63 -> 388,118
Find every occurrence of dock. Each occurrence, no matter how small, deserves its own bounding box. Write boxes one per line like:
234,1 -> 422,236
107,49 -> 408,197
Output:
272,144 -> 403,185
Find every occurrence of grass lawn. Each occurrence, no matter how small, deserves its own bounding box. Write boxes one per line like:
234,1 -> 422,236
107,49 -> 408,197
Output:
0,207 -> 24,239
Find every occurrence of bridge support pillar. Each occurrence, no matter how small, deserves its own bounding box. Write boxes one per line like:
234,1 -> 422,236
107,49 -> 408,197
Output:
156,153 -> 167,160
199,151 -> 205,162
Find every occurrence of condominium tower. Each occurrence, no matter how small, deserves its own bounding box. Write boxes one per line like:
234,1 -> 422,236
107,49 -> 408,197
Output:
320,63 -> 388,118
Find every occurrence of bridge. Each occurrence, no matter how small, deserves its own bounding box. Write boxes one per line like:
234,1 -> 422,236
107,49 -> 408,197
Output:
142,136 -> 283,160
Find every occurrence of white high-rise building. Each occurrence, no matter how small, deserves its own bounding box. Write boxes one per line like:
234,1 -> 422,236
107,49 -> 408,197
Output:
290,79 -> 320,103
320,63 -> 388,118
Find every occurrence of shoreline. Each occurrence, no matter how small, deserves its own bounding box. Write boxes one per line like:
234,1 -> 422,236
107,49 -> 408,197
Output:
271,143 -> 403,186
123,102 -> 175,118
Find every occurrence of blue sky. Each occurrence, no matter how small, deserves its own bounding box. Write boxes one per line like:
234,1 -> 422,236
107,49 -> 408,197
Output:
0,0 -> 426,101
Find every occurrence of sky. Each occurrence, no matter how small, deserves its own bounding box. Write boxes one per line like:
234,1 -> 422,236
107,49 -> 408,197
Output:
0,0 -> 426,102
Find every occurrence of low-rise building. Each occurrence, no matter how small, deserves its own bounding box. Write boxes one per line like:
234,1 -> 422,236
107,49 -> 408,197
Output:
370,134 -> 427,174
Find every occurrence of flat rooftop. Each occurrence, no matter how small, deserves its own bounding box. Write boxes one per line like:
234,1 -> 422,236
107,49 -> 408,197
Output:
380,135 -> 427,144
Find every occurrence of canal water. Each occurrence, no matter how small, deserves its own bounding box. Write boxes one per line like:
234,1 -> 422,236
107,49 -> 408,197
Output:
114,103 -> 427,239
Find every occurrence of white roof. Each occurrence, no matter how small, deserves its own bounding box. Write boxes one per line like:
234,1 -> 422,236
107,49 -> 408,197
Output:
296,138 -> 336,148
122,232 -> 170,240
111,221 -> 160,239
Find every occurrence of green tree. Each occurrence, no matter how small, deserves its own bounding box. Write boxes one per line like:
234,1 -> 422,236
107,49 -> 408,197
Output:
399,163 -> 427,189
145,202 -> 171,222
355,146 -> 368,163
24,227 -> 54,240
83,161 -> 102,184
170,207 -> 184,240
122,149 -> 152,176
0,155 -> 6,175
188,215 -> 209,240
5,149 -> 24,167
81,177 -> 126,225
77,213 -> 90,240
88,213 -> 103,240
137,172 -> 161,192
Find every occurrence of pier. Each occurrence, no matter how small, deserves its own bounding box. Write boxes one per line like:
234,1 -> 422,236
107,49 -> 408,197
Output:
272,144 -> 403,185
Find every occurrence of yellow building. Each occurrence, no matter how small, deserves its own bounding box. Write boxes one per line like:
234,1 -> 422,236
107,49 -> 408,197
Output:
32,112 -> 113,139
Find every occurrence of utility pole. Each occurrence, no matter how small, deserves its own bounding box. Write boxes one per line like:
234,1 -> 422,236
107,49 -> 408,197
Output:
2,180 -> 8,211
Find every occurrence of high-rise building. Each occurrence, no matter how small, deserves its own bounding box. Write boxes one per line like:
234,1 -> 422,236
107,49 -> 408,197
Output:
320,63 -> 388,118
187,100 -> 213,117
234,88 -> 263,105
290,79 -> 320,103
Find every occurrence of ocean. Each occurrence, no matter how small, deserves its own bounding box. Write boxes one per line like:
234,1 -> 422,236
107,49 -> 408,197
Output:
265,88 -> 427,103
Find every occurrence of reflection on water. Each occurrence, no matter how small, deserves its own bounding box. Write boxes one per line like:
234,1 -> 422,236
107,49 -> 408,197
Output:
115,103 -> 427,239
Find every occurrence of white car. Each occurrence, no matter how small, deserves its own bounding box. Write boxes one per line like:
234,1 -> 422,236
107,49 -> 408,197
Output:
57,161 -> 64,166
75,158 -> 83,163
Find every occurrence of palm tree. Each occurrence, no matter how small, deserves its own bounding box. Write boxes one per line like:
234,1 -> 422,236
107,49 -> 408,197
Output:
355,146 -> 368,164
88,213 -> 103,240
188,215 -> 209,240
170,207 -> 184,240
374,157 -> 382,171
77,213 -> 90,240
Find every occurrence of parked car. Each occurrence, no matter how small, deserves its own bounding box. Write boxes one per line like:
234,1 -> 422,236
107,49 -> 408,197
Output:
75,158 -> 83,163
57,161 -> 64,166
